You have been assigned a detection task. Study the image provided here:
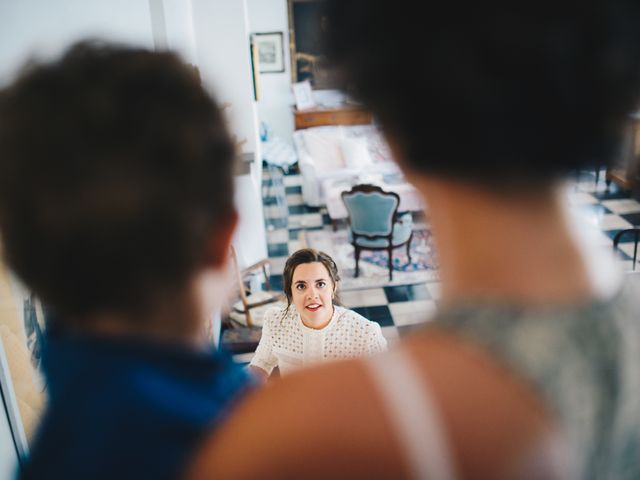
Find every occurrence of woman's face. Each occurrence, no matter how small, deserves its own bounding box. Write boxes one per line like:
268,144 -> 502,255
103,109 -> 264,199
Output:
291,261 -> 335,328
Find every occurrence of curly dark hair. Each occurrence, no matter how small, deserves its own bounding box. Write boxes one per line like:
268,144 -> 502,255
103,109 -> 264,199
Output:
324,1 -> 640,189
282,248 -> 341,308
0,42 -> 236,320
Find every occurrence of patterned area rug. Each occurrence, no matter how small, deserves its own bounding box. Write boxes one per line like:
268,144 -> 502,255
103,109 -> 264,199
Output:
305,226 -> 439,290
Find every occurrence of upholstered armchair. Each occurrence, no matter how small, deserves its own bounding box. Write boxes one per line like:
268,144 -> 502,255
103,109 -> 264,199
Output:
341,184 -> 413,280
613,228 -> 640,270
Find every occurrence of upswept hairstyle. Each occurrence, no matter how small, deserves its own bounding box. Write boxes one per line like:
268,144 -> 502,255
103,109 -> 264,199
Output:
282,248 -> 341,308
0,42 -> 236,320
324,1 -> 640,189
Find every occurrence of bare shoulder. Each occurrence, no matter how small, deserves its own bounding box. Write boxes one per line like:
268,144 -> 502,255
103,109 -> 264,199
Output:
187,357 -> 405,479
401,331 -> 560,478
187,332 -> 560,479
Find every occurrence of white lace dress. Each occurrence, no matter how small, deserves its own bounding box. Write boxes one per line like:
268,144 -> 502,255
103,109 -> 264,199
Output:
250,305 -> 387,376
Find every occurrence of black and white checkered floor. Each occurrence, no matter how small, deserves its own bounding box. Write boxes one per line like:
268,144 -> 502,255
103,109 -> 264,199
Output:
228,167 -> 640,362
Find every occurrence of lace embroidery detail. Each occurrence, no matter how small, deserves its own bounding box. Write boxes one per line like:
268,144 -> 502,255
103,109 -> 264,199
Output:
250,305 -> 387,375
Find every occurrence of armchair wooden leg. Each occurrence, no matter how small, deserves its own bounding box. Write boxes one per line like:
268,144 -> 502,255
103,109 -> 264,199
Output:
406,232 -> 413,265
388,246 -> 393,281
354,245 -> 361,278
613,228 -> 640,271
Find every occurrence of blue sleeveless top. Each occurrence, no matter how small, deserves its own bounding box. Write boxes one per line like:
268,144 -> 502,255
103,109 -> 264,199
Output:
432,278 -> 640,479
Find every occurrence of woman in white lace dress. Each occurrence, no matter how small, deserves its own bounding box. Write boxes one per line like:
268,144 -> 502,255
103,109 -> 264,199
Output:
249,248 -> 387,379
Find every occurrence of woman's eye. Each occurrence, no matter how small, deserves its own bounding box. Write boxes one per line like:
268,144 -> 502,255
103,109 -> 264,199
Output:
295,284 -> 305,290
317,281 -> 326,288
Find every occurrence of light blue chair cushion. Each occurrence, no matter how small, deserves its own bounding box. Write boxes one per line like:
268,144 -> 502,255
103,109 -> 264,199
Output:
348,217 -> 413,248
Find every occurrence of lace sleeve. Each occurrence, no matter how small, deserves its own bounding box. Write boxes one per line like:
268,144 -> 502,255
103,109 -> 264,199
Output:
249,308 -> 280,375
369,322 -> 388,353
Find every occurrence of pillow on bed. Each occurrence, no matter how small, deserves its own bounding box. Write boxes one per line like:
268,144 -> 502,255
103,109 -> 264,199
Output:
302,129 -> 345,172
339,137 -> 372,170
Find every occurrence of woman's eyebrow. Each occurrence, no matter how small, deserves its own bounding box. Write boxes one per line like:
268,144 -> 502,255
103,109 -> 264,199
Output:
294,280 -> 306,285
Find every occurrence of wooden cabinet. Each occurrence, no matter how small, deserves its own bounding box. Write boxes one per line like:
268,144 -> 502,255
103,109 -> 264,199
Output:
607,115 -> 640,199
294,106 -> 372,130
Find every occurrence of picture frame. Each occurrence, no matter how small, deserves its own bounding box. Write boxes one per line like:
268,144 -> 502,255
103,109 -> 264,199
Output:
252,32 -> 285,74
249,37 -> 261,101
292,80 -> 316,111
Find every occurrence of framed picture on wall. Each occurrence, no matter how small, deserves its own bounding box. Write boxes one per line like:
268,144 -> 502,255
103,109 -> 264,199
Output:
253,32 -> 285,74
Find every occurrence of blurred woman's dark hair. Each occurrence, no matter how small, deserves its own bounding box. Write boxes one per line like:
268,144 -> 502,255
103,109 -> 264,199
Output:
0,42 -> 236,322
324,1 -> 640,190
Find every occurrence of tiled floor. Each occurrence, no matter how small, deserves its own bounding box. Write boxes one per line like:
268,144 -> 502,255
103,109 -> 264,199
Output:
225,167 -> 640,355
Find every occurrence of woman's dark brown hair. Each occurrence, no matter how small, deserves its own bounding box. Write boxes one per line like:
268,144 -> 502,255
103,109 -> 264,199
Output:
324,0 -> 640,190
282,248 -> 341,308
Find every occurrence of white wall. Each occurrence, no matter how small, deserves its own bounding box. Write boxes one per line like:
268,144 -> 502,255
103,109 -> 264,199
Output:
153,0 -> 268,270
0,0 -> 154,87
246,0 -> 295,144
150,0 -> 198,64
190,0 -> 267,269
191,0 -> 259,161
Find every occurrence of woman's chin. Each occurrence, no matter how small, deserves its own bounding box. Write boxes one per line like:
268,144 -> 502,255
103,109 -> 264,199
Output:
300,305 -> 334,329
